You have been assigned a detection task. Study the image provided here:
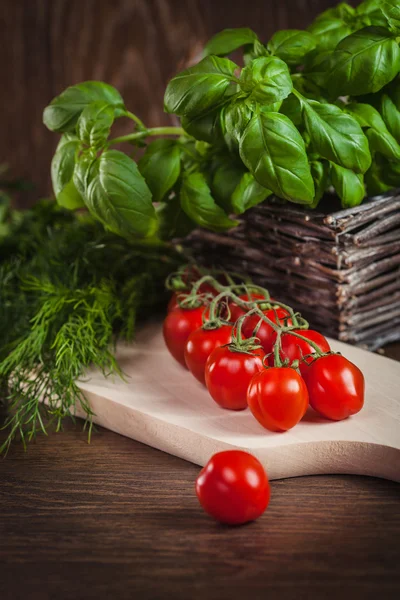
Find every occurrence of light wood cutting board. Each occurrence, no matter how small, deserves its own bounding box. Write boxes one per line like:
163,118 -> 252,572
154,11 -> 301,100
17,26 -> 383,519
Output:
77,322 -> 400,482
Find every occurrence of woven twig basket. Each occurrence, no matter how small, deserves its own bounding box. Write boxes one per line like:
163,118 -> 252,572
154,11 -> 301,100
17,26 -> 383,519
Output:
186,192 -> 400,350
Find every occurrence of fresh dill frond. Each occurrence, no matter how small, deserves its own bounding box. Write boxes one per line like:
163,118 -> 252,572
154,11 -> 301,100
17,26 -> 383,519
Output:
0,200 -> 183,452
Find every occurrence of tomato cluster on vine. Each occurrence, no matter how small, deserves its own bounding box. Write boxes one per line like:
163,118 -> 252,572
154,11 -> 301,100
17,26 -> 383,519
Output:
163,265 -> 365,432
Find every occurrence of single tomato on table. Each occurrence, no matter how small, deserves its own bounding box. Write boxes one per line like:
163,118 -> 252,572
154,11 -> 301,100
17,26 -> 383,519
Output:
163,305 -> 205,368
247,367 -> 309,432
242,308 -> 292,354
185,324 -> 232,384
280,329 -> 330,375
205,346 -> 266,410
196,450 -> 271,525
303,354 -> 364,421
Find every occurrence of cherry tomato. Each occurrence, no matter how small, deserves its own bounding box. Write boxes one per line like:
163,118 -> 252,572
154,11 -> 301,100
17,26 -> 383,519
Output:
228,293 -> 268,322
163,306 -> 205,368
280,329 -> 330,375
168,292 -> 181,313
303,354 -> 364,421
247,367 -> 309,432
242,308 -> 292,354
178,265 -> 218,296
205,346 -> 265,410
195,450 -> 270,525
185,325 -> 232,384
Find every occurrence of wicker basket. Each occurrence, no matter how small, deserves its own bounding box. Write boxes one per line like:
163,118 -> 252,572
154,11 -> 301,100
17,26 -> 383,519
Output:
186,192 -> 400,350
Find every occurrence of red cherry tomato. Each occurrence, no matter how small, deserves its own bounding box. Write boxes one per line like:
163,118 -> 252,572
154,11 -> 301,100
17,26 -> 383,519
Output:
247,367 -> 309,432
163,306 -> 205,368
205,346 -> 266,410
228,293 -> 268,322
242,308 -> 292,354
195,450 -> 270,525
168,292 -> 182,313
303,354 -> 364,421
185,325 -> 232,384
178,265 -> 218,296
280,329 -> 331,375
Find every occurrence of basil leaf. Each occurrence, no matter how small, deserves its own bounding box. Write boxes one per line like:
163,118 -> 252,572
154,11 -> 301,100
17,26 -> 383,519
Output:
164,56 -> 238,117
310,160 -> 329,208
377,156 -> 400,187
204,28 -> 259,57
344,102 -> 400,157
298,98 -> 371,173
77,101 -> 114,149
243,40 -> 269,65
314,3 -> 355,22
240,57 -> 293,104
231,172 -> 272,214
382,2 -> 400,33
51,134 -> 85,209
356,0 -> 382,16
344,102 -> 387,129
156,197 -> 194,241
364,161 -> 392,196
268,30 -> 316,65
303,51 -> 333,89
211,162 -> 245,213
78,150 -> 157,238
292,74 -> 327,102
380,93 -> 400,142
330,163 -> 365,208
280,93 -> 302,126
366,128 -> 400,160
43,81 -> 125,133
221,99 -> 254,149
308,19 -> 352,52
328,27 -> 400,97
181,105 -> 225,143
239,111 -> 315,204
138,139 -> 181,203
180,172 -> 238,232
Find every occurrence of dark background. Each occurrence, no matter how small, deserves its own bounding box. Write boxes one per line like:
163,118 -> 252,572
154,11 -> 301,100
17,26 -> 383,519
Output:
0,0 -> 356,204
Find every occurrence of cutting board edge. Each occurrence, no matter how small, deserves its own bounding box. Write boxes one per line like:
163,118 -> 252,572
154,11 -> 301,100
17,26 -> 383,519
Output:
78,389 -> 400,483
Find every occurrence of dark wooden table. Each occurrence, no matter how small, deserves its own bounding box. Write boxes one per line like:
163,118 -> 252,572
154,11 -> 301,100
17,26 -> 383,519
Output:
1,344 -> 400,600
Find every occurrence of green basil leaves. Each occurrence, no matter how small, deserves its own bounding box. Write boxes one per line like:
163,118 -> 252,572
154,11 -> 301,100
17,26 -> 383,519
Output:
330,163 -> 365,208
240,111 -> 315,204
51,134 -> 85,210
231,173 -> 272,214
268,30 -> 316,65
240,57 -> 293,104
296,95 -> 371,173
164,56 -> 238,117
328,27 -> 400,96
180,172 -> 238,232
45,4 -> 400,239
204,28 -> 259,57
43,81 -> 125,133
81,150 -> 157,239
138,140 -> 181,203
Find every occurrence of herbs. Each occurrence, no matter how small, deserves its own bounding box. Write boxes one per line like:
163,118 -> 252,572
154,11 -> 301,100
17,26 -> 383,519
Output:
0,201 -> 183,453
44,2 -> 400,238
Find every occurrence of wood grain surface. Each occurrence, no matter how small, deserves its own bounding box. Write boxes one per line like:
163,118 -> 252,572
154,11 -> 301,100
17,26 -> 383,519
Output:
1,345 -> 400,600
0,0 -> 350,204
1,420 -> 400,600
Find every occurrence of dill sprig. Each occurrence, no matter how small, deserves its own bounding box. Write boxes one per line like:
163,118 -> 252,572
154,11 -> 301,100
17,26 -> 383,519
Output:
0,200 -> 183,452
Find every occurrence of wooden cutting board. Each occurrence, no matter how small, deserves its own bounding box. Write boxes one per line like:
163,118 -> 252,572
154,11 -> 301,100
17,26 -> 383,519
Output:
78,322 -> 400,482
